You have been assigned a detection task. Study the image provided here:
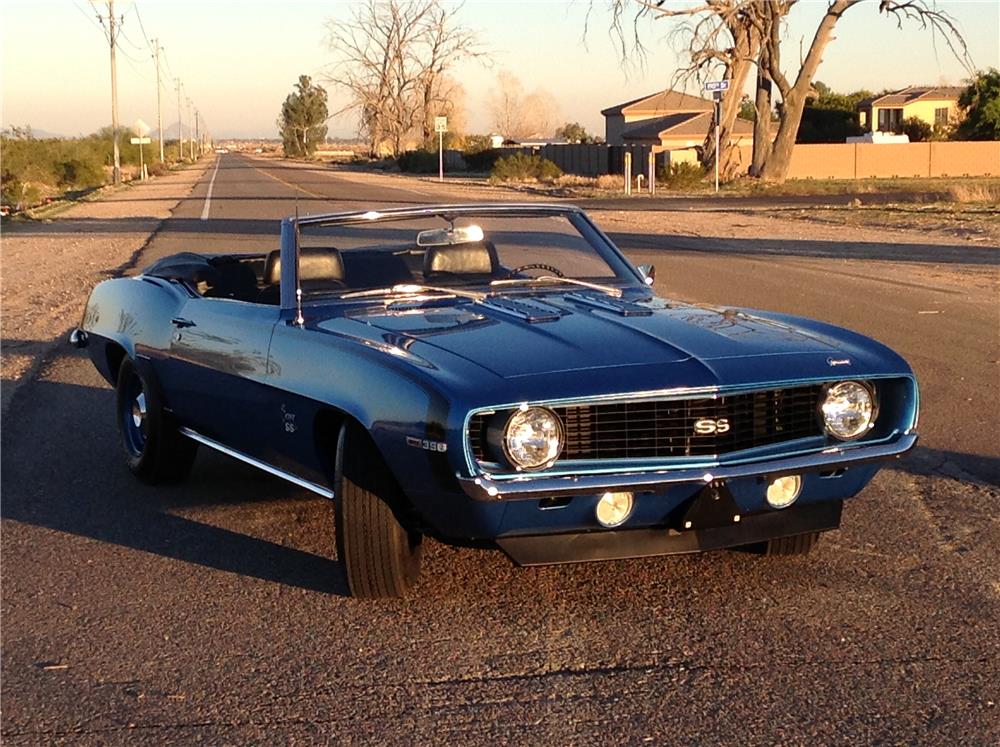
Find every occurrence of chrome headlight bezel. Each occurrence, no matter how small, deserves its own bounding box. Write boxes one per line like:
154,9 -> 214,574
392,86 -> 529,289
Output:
821,380 -> 877,441
502,406 -> 564,471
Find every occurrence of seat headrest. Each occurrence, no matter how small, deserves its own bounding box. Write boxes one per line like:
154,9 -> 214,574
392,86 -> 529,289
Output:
264,247 -> 345,286
423,242 -> 496,277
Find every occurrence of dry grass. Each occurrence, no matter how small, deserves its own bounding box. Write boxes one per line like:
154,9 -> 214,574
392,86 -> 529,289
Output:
946,182 -> 1000,203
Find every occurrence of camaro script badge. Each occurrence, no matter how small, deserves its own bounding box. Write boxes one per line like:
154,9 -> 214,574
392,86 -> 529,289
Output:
693,418 -> 730,435
827,357 -> 852,366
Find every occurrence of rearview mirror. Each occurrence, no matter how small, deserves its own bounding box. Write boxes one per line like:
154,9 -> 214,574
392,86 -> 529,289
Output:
637,264 -> 656,285
416,224 -> 485,247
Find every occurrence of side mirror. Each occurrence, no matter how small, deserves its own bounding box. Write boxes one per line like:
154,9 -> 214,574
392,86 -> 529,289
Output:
637,264 -> 656,286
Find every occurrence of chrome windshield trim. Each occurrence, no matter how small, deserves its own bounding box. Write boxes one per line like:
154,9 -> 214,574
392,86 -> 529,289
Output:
458,432 -> 918,501
179,428 -> 334,499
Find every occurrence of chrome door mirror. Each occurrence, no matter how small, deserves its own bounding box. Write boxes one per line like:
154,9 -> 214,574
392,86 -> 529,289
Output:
637,264 -> 656,286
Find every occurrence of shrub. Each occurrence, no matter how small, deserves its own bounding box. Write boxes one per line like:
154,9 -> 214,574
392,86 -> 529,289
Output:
397,149 -> 438,173
57,158 -> 104,189
657,162 -> 705,190
902,117 -> 932,143
148,161 -> 171,177
490,153 -> 563,183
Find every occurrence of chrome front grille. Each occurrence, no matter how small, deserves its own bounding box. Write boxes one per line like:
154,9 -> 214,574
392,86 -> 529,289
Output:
468,385 -> 825,465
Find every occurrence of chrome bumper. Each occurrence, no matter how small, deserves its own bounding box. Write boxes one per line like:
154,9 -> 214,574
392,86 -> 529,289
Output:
69,328 -> 89,348
458,432 -> 918,502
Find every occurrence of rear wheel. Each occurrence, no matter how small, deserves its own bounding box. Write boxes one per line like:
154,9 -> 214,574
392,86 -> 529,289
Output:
334,422 -> 422,599
765,531 -> 821,556
115,358 -> 197,483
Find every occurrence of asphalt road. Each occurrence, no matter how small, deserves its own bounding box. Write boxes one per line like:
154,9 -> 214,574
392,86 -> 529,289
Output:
3,153 -> 998,745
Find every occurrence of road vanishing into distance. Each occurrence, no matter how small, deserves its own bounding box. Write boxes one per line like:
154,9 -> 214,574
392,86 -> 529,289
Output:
3,154 -> 998,744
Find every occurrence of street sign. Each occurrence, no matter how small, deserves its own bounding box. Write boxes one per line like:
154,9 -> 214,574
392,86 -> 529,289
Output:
704,80 -> 730,92
130,137 -> 151,144
434,116 -> 447,133
131,118 -> 151,138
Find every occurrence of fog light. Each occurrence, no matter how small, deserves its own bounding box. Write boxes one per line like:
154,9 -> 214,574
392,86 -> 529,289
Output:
595,491 -> 634,528
766,475 -> 802,509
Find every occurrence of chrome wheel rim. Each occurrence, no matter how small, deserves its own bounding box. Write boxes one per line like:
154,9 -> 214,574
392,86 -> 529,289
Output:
122,376 -> 148,456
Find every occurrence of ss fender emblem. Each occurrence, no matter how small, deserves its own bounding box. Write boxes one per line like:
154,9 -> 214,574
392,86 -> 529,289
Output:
693,418 -> 730,435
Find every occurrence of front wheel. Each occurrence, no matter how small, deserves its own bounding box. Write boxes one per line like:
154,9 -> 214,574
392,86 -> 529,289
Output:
115,358 -> 197,484
333,422 -> 422,599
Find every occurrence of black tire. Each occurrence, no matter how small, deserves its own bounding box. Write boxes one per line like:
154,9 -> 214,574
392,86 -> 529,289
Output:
115,358 -> 197,484
333,422 -> 422,599
765,531 -> 821,556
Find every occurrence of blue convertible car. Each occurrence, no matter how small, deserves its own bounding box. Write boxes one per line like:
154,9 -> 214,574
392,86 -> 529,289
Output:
72,204 -> 919,597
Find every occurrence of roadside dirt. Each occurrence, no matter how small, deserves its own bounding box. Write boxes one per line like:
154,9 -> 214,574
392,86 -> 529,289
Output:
0,163 -> 210,413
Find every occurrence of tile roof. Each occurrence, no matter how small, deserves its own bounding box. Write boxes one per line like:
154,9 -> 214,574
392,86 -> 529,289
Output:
860,85 -> 964,108
621,112 -> 754,142
601,89 -> 714,116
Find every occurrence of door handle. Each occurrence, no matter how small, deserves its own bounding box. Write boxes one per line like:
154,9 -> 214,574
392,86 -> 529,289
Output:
170,317 -> 197,328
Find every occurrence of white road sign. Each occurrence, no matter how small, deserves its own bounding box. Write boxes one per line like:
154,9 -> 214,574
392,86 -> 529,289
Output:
131,118 -> 151,138
434,116 -> 448,133
130,137 -> 151,145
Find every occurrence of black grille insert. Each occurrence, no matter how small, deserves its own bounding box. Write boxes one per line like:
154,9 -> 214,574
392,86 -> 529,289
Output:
468,385 -> 824,465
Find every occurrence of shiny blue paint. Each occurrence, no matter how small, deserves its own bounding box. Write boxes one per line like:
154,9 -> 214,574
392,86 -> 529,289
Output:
77,204 -> 920,549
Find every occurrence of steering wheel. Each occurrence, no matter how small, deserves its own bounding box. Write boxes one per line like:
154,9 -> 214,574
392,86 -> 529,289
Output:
504,263 -> 566,279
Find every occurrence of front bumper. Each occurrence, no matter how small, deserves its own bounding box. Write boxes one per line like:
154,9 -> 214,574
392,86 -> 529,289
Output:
497,500 -> 843,565
459,432 -> 918,502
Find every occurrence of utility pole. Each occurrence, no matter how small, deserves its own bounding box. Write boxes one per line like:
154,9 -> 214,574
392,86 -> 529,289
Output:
186,98 -> 194,160
107,0 -> 121,184
153,39 -> 164,163
194,110 -> 201,158
175,79 -> 182,162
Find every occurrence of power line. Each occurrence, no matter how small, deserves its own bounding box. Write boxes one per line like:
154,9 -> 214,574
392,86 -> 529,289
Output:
71,0 -> 108,42
132,3 -> 154,52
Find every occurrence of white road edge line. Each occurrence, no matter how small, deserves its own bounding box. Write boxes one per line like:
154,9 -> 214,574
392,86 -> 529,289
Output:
200,157 -> 221,221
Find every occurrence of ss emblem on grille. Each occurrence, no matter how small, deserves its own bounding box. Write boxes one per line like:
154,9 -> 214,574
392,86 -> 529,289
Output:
693,418 -> 730,435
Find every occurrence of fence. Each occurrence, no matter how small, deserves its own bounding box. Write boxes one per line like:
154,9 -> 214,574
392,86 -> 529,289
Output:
508,144 -> 669,177
786,141 -> 1000,180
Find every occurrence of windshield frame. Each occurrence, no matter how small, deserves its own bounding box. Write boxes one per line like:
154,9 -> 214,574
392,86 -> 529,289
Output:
279,204 -> 646,312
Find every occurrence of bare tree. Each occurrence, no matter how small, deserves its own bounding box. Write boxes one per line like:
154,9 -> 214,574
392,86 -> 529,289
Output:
324,0 -> 482,157
605,0 -> 971,181
489,71 -> 561,141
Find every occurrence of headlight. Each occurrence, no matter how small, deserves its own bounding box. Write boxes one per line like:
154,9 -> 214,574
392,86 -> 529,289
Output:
503,406 -> 563,470
822,381 -> 875,440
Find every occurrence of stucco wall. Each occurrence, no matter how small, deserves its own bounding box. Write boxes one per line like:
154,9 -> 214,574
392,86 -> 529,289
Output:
786,141 -> 1000,179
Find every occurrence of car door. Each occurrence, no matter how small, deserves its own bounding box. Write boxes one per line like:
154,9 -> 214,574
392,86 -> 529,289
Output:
159,296 -> 280,458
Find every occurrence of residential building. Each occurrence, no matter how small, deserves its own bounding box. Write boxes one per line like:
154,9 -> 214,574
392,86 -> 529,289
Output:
601,89 -> 753,163
857,86 -> 964,134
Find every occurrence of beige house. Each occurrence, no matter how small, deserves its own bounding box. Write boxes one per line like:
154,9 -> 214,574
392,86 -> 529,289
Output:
857,86 -> 964,134
601,89 -> 754,163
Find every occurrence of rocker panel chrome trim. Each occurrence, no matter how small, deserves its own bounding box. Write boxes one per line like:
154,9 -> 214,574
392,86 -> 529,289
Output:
178,427 -> 335,499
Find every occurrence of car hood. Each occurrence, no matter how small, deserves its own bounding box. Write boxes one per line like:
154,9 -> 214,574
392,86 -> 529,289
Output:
333,294 -> 845,380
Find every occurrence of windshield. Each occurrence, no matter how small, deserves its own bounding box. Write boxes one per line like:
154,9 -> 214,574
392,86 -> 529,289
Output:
295,210 -> 634,299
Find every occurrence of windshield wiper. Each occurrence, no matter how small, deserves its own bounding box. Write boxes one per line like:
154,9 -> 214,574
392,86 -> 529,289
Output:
490,276 -> 623,298
339,283 -> 486,301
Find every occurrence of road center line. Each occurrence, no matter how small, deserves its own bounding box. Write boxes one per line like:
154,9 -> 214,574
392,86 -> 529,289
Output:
200,157 -> 221,221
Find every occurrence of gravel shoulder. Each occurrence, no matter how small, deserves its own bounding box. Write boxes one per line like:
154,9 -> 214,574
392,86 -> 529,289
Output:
0,162 -> 211,413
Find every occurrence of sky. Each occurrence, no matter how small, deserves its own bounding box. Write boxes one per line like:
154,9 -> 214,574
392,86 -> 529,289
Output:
2,0 -> 998,140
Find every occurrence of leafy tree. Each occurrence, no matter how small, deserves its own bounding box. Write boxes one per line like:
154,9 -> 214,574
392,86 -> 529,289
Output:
278,75 -> 329,157
555,122 -> 594,143
902,116 -> 932,142
955,68 -> 1000,140
738,96 -> 756,122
